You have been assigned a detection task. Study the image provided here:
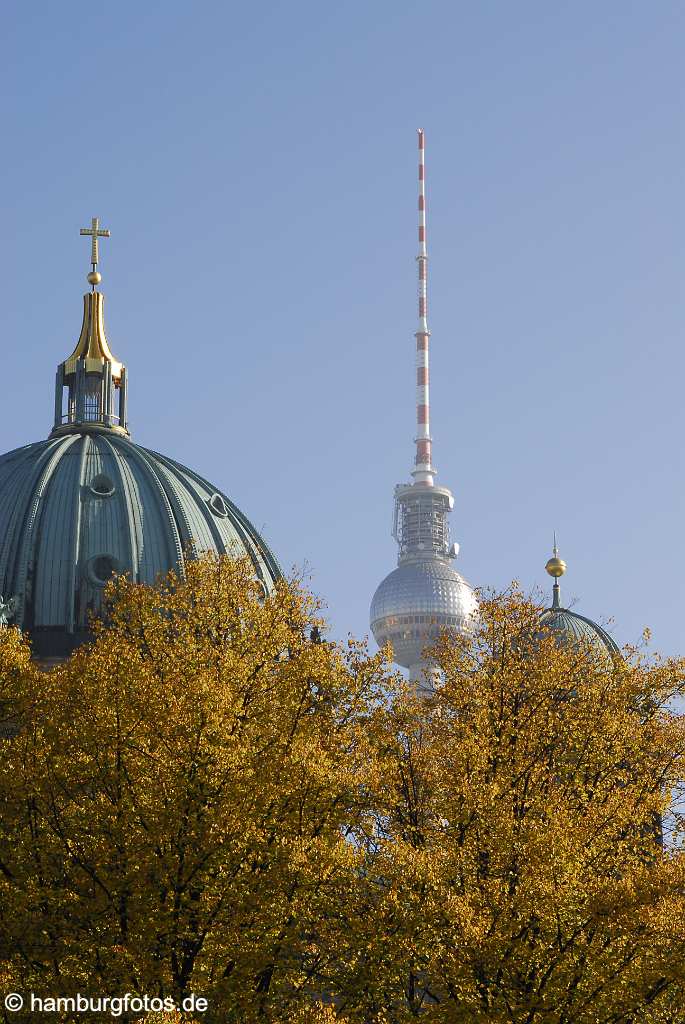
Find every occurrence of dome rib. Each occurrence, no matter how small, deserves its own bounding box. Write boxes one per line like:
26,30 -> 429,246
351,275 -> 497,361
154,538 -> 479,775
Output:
154,457 -> 226,560
147,454 -> 215,565
15,437 -> 81,628
97,434 -> 138,579
110,438 -> 177,582
0,442 -> 53,596
147,448 -> 280,585
68,434 -> 91,630
112,437 -> 185,573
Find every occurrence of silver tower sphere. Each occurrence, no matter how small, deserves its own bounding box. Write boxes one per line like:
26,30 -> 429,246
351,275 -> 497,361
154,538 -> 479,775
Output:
370,131 -> 476,691
370,484 -> 477,686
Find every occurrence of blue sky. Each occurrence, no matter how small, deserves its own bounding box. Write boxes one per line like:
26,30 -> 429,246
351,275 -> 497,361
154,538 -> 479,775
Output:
2,1 -> 684,656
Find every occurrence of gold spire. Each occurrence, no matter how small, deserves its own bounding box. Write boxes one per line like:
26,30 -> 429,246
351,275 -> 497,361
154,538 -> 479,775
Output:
545,533 -> 567,579
61,219 -> 123,380
80,217 -> 110,288
61,292 -> 123,380
545,534 -> 566,610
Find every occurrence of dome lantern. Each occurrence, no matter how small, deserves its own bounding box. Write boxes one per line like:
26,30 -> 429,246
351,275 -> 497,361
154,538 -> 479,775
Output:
51,218 -> 129,438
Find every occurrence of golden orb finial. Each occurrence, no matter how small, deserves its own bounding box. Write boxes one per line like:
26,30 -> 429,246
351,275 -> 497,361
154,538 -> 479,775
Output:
87,271 -> 102,286
545,532 -> 566,578
545,554 -> 566,578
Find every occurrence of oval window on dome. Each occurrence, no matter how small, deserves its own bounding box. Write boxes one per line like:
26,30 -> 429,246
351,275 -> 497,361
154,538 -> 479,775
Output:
88,554 -> 120,587
89,474 -> 115,497
208,493 -> 229,518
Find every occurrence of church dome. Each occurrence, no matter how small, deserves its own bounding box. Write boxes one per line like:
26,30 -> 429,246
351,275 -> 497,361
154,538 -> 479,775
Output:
539,542 -> 618,660
538,606 -> 619,659
0,435 -> 280,658
0,219 -> 280,659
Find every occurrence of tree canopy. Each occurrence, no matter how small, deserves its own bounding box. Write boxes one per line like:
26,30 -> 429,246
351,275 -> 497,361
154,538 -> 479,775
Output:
351,591 -> 685,1022
0,560 -> 683,1023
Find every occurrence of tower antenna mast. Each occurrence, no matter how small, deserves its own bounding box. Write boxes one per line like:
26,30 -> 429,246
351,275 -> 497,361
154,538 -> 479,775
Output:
413,128 -> 435,486
371,131 -> 476,691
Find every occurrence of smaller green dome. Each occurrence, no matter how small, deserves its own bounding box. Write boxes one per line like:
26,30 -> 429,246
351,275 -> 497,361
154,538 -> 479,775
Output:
539,606 -> 619,659
539,540 -> 619,660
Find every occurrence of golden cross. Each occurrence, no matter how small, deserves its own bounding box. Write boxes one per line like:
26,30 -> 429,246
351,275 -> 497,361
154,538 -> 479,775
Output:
79,217 -> 110,267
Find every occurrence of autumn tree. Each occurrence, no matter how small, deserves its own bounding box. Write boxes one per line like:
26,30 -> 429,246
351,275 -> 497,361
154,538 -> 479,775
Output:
0,557 -> 387,1023
2,569 -> 685,1024
351,589 -> 685,1023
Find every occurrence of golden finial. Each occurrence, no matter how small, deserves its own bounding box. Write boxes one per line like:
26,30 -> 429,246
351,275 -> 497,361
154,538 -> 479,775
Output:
545,532 -> 566,578
545,533 -> 566,610
80,217 -> 110,288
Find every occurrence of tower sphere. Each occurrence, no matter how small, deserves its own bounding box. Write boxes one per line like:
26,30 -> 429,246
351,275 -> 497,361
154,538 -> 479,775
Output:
371,559 -> 477,671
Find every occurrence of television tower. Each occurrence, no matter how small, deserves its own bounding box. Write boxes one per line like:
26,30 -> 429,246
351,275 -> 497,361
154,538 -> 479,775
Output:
369,130 -> 476,692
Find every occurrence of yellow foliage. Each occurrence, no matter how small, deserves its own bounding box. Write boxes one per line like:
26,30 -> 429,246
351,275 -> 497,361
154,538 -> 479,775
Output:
0,557 -> 387,1022
0,567 -> 684,1023
351,589 -> 685,1022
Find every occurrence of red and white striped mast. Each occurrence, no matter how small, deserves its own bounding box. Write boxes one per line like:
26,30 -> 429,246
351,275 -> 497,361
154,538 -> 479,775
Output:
390,128 -> 457,563
412,128 -> 435,487
371,129 -> 475,689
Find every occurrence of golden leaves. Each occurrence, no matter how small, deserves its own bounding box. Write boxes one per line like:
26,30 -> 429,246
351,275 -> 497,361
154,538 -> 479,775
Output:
0,572 -> 684,1021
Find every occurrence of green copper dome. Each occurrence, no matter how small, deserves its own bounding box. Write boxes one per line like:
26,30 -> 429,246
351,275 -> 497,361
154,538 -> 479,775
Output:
0,435 -> 280,658
538,605 -> 619,660
0,222 -> 280,659
539,542 -> 618,661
